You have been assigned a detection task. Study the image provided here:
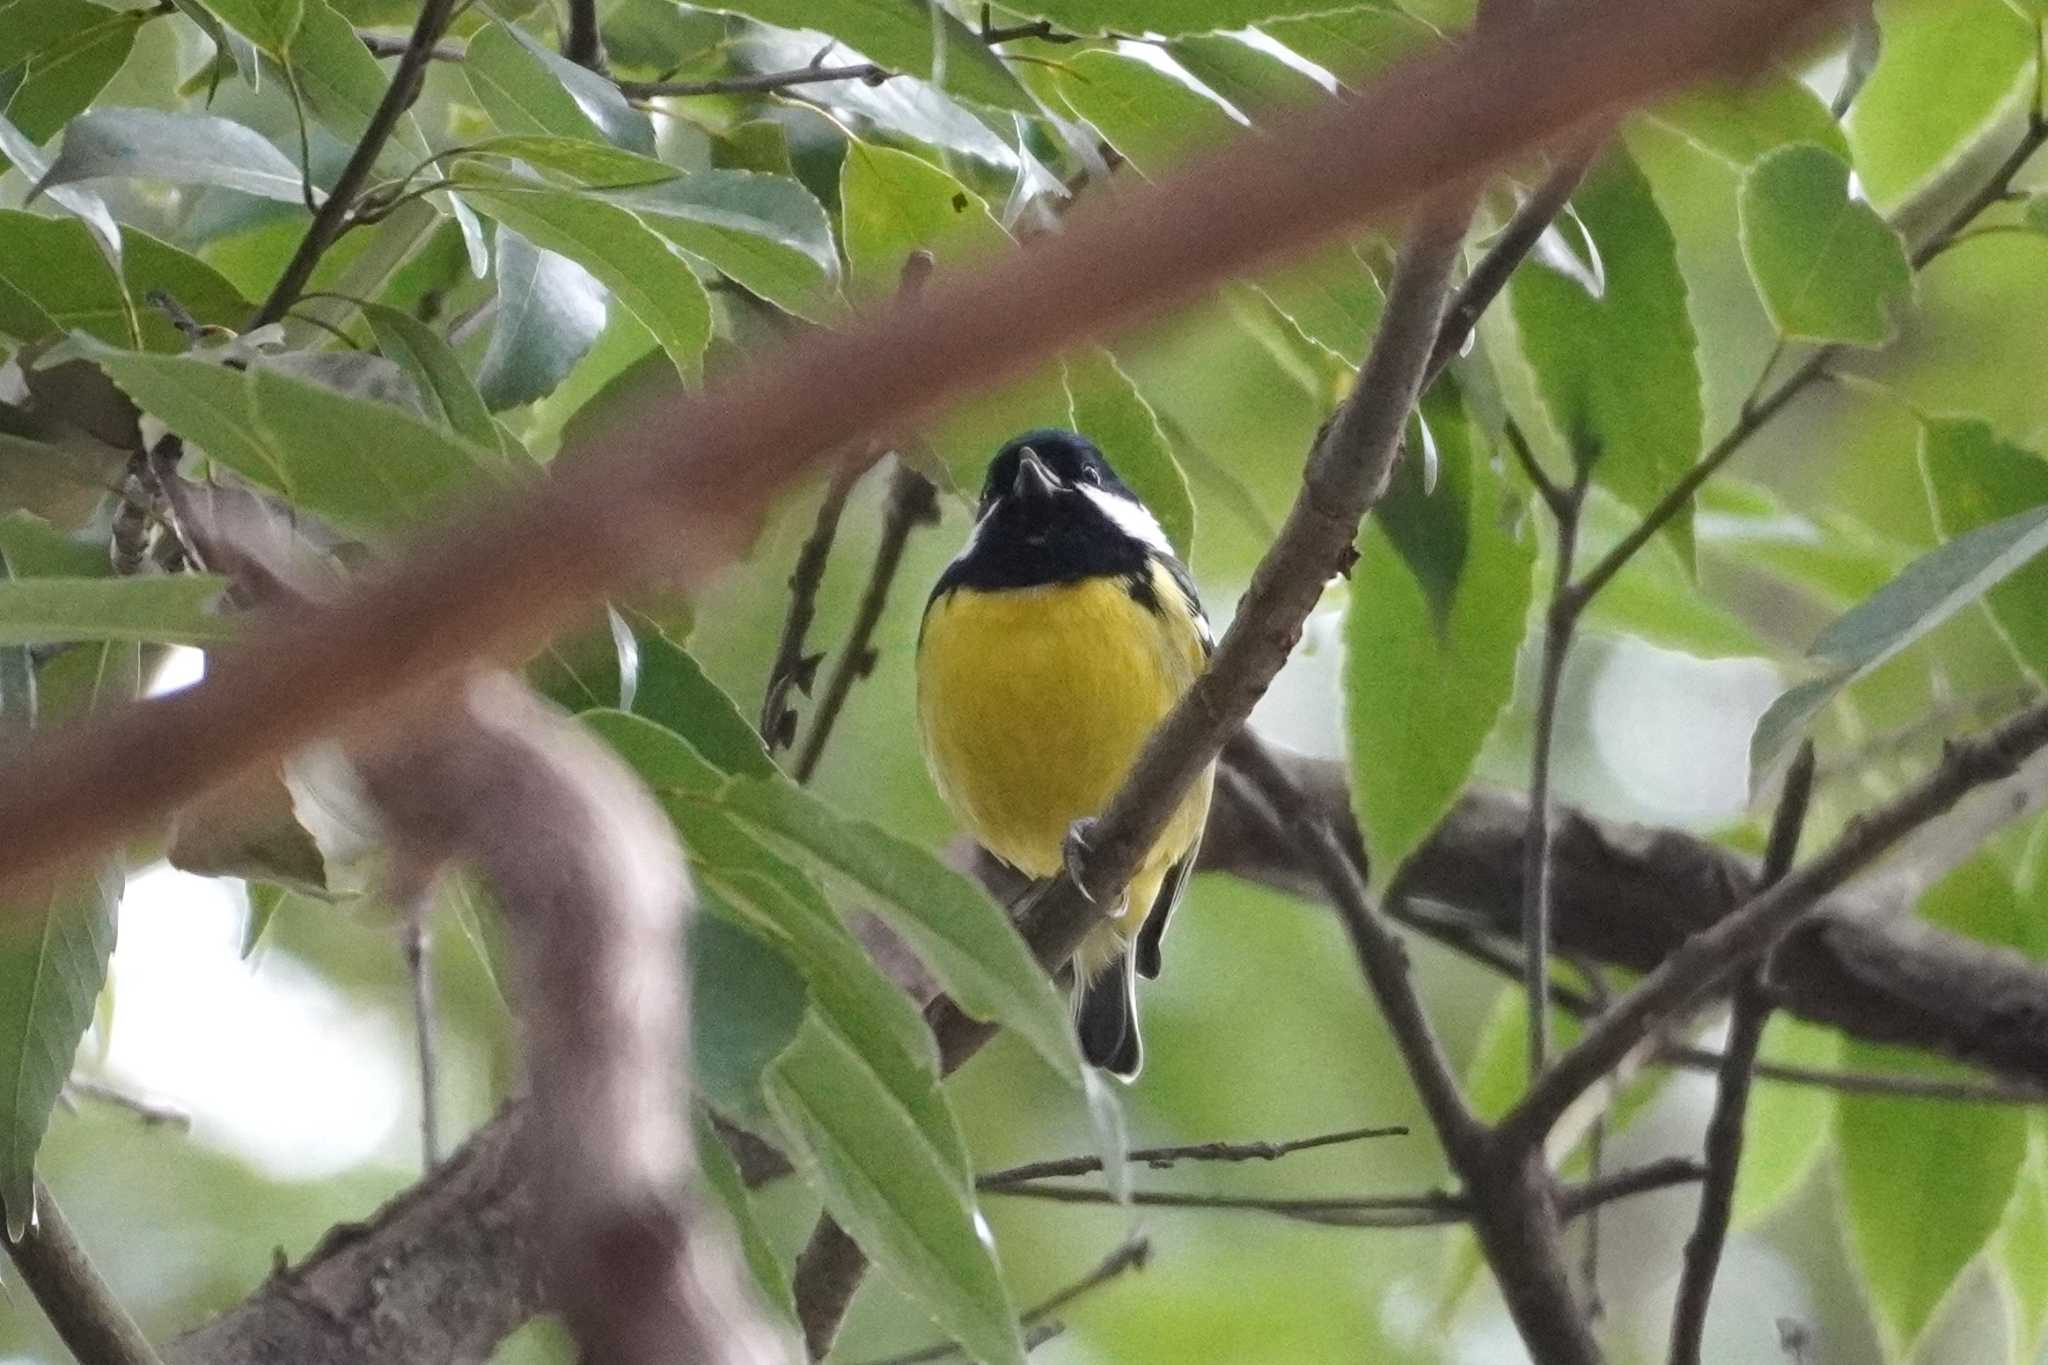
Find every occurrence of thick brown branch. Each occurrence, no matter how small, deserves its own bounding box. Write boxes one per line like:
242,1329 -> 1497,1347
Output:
0,0 -> 1852,903
358,675 -> 784,1365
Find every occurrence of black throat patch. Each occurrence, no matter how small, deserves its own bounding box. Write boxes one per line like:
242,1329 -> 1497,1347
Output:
931,486 -> 1153,598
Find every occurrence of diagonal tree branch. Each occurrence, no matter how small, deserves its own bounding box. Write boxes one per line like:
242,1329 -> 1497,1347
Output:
253,0 -> 459,330
5,1178 -> 163,1365
0,0 -> 1854,905
1499,699 -> 2048,1154
1667,741 -> 1816,1365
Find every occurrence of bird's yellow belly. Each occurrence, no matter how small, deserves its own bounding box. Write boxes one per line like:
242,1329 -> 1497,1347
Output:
918,575 -> 1209,938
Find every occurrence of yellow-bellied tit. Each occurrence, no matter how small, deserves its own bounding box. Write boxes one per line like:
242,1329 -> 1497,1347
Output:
916,429 -> 1213,1078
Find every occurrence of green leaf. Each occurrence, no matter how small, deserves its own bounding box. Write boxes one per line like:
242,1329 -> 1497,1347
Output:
465,20 -> 652,153
1055,49 -> 1239,175
0,209 -> 129,346
243,882 -> 287,958
121,229 -> 255,353
34,107 -> 314,204
1919,418 -> 2048,686
1738,144 -> 1912,347
0,113 -> 121,268
839,141 -> 1008,301
1648,72 -> 1849,166
1166,33 -> 1327,117
689,908 -> 808,1128
0,576 -> 231,645
455,171 -> 711,385
766,1017 -> 1026,1365
706,862 -> 969,1179
1750,493 -> 2048,781
0,635 -> 135,1237
452,134 -> 679,188
1510,146 -> 1702,567
192,0 -> 302,56
359,304 -> 498,449
1062,347 -> 1195,558
692,1107 -> 801,1332
285,0 -> 430,170
697,0 -> 1035,114
1844,0 -> 2034,210
1260,6 -> 1440,89
624,617 -> 777,780
1010,0 -> 1380,38
1254,241 -> 1385,364
96,351 -> 502,533
1999,1124 -> 2048,1365
476,228 -> 608,412
0,2 -> 144,148
716,776 -> 1082,1085
1728,1014 -> 1838,1225
1346,396 -> 1533,887
1838,856 -> 2030,1359
607,171 -> 842,323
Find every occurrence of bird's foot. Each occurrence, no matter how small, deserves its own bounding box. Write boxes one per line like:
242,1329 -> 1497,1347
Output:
1063,817 -> 1099,901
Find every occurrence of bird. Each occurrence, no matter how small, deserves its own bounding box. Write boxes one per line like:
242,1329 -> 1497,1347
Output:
916,428 -> 1213,1078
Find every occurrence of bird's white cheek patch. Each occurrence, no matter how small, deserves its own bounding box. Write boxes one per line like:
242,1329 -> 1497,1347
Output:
1080,484 -> 1173,556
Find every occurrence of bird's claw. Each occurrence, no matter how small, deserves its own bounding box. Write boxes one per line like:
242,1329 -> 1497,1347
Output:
1063,817 -> 1098,902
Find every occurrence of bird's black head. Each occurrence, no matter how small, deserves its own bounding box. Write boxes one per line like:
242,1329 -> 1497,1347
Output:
935,428 -> 1168,595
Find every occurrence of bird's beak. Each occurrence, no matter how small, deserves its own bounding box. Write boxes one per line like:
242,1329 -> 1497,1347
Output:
1012,450 -> 1058,500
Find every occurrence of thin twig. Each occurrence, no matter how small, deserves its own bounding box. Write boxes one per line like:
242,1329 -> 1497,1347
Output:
1500,700 -> 2048,1154
65,1076 -> 192,1130
5,1178 -> 165,1365
791,459 -> 939,783
983,1158 -> 1703,1229
1568,108 -> 2048,614
855,1239 -> 1149,1365
983,1181 -> 1468,1227
760,459 -> 866,751
619,64 -> 891,100
1226,731 -> 1484,1159
1667,741 -> 1816,1365
400,879 -> 441,1171
1521,465 -> 1591,1078
614,18 -> 1076,101
357,29 -> 464,62
976,1125 -> 1409,1188
253,0 -> 460,329
1429,138 -> 1602,379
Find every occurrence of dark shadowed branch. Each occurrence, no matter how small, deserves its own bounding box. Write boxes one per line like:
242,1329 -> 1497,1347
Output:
761,458 -> 867,752
1501,700 -> 2048,1154
793,458 -> 940,784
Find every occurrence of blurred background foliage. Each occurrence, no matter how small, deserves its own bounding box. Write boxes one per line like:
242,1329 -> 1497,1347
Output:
2,0 -> 2048,1362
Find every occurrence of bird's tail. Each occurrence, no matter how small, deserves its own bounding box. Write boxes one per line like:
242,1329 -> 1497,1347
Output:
1076,952 -> 1142,1079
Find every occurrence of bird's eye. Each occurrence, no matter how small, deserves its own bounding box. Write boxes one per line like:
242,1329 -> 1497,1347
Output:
1079,466 -> 1103,487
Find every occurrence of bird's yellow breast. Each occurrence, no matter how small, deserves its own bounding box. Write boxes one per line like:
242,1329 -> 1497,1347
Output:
917,565 -> 1210,940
